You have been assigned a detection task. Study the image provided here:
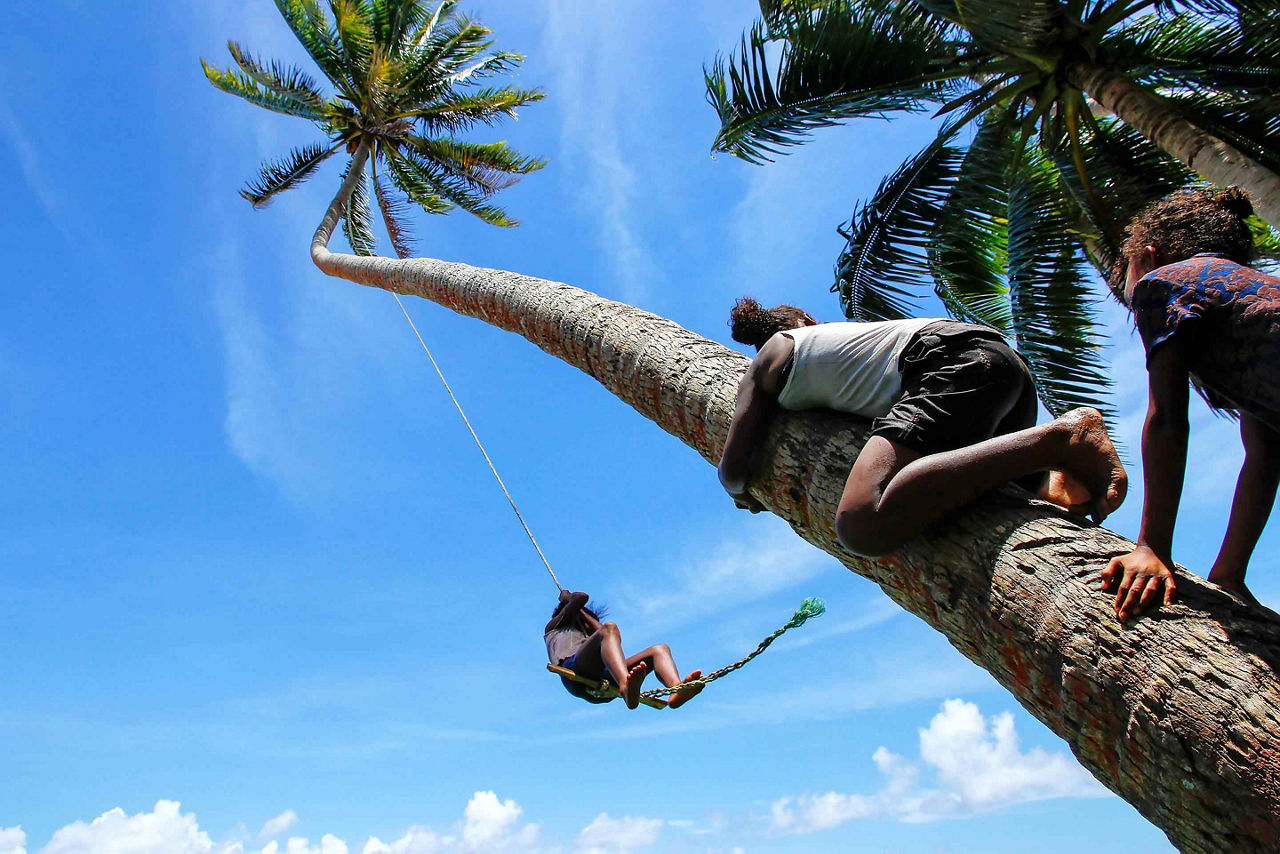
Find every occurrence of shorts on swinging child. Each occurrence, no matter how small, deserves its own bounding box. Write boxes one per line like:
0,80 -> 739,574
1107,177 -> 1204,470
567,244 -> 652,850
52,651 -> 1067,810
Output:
559,653 -> 617,704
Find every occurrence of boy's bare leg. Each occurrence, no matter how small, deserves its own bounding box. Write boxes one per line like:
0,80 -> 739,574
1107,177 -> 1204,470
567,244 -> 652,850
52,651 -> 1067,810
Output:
836,407 -> 1126,556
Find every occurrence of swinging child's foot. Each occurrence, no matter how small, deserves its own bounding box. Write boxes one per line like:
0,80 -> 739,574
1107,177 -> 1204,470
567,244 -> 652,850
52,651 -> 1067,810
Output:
1052,408 -> 1128,523
667,670 -> 703,709
623,662 -> 649,709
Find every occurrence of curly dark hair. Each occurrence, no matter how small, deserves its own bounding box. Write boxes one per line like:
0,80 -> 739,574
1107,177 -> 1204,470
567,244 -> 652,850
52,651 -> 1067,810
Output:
728,297 -> 812,350
1110,186 -> 1256,294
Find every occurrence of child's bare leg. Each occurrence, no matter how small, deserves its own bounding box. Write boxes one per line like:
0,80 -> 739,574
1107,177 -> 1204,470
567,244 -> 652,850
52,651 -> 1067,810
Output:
623,662 -> 649,709
836,408 -> 1126,556
667,670 -> 703,708
574,622 -> 635,697
626,644 -> 681,687
628,645 -> 703,709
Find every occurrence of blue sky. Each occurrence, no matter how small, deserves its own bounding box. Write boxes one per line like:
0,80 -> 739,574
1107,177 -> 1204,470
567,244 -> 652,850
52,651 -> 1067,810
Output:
1,1 -> 1271,852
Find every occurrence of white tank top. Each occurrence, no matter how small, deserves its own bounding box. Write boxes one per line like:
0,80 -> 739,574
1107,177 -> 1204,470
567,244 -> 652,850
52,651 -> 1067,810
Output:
776,319 -> 935,416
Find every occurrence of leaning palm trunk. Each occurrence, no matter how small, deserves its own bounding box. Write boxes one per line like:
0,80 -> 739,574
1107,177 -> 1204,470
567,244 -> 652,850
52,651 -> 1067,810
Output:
311,151 -> 1280,852
1069,62 -> 1280,232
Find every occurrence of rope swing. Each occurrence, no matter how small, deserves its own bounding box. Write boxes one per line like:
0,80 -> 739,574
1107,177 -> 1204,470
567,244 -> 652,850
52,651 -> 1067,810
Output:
390,296 -> 825,705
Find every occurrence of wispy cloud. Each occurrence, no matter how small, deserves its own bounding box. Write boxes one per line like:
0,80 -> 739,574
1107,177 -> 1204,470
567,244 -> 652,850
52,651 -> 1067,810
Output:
577,813 -> 664,854
257,811 -> 298,842
541,2 -> 659,302
770,699 -> 1109,834
0,826 -> 25,854
624,516 -> 834,630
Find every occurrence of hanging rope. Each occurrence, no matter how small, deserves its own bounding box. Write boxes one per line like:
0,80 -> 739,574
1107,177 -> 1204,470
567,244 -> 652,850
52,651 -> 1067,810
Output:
640,597 -> 826,699
391,293 -> 563,592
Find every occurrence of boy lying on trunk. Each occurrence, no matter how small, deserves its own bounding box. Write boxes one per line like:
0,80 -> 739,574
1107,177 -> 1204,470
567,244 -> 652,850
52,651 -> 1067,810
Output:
718,299 -> 1127,556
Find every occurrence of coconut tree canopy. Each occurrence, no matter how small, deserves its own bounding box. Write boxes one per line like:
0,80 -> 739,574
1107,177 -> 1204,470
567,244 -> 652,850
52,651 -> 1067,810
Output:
201,0 -> 545,258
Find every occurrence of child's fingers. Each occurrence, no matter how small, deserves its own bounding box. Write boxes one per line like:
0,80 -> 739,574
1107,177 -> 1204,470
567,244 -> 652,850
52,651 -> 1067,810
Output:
1137,579 -> 1163,614
1121,575 -> 1150,618
1164,574 -> 1177,606
1113,571 -> 1133,613
1100,557 -> 1123,589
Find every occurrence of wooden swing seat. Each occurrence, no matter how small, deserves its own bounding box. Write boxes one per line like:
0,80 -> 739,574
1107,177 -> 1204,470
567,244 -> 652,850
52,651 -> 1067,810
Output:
545,664 -> 667,710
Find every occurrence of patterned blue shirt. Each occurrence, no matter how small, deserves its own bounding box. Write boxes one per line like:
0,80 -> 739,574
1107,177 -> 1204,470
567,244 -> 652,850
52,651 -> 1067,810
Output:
1130,254 -> 1280,430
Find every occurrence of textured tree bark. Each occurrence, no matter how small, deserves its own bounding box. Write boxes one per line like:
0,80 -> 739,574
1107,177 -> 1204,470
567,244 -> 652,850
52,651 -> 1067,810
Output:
310,202 -> 1280,853
1068,62 -> 1280,233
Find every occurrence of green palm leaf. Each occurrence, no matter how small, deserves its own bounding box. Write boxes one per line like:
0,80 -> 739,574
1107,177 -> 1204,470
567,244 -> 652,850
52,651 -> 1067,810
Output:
226,41 -> 326,107
271,0 -> 353,99
241,142 -> 340,208
202,61 -> 326,120
373,170 -> 416,259
706,2 -> 960,163
341,161 -> 377,255
834,128 -> 966,320
1006,158 -> 1115,420
928,115 -> 1015,331
385,148 -> 454,216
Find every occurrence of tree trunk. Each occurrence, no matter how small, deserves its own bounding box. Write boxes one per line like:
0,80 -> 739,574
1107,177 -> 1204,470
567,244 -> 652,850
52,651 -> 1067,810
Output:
1068,62 -> 1280,233
310,180 -> 1280,853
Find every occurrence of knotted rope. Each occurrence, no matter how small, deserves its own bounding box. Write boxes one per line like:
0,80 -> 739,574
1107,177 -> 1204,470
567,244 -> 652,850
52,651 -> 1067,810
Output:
641,597 -> 826,699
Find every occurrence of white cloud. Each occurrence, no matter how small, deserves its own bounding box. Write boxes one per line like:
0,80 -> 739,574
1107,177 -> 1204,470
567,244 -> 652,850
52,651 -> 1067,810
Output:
38,800 -> 240,854
258,812 -> 299,841
577,813 -> 663,853
459,791 -> 534,850
361,791 -> 540,853
0,826 -> 26,854
770,699 -> 1108,834
18,794 -> 548,854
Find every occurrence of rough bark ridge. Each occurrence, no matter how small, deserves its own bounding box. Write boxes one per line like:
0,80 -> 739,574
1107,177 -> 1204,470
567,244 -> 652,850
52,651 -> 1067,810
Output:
1068,62 -> 1280,233
312,240 -> 1280,852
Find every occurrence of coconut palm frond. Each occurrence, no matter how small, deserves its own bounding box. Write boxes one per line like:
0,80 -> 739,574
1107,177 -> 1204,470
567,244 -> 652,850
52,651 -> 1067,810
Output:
241,142 -> 340,208
928,116 -> 1016,332
226,42 -> 327,107
341,161 -> 378,255
834,128 -> 967,320
202,61 -> 326,120
272,0 -> 353,98
706,4 -> 959,163
373,168 -> 416,258
1006,157 -> 1116,421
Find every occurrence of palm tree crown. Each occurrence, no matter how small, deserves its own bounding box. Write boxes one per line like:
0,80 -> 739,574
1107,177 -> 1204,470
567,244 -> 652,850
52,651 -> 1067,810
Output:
203,0 -> 545,258
706,0 -> 1279,417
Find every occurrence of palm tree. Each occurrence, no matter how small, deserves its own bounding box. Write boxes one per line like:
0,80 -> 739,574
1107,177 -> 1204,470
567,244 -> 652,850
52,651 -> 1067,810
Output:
208,3 -> 1280,849
202,0 -> 545,258
706,0 -> 1280,417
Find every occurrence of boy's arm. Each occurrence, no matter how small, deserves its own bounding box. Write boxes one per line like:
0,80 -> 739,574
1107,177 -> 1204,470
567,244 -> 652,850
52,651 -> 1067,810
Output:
1102,344 -> 1190,619
544,590 -> 590,633
718,336 -> 791,512
1208,414 -> 1280,590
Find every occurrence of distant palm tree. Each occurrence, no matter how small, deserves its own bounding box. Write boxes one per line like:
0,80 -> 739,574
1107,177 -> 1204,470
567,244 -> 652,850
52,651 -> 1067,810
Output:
706,0 -> 1279,417
202,0 -> 544,258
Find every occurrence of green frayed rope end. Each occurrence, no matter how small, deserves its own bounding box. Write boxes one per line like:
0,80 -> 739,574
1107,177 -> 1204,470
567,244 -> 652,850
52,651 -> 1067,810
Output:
786,597 -> 826,629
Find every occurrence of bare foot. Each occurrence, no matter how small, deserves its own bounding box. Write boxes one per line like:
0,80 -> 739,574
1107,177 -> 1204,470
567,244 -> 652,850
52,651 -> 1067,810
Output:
1210,577 -> 1263,609
623,662 -> 649,709
1037,469 -> 1093,512
667,670 -> 704,709
1053,408 -> 1127,522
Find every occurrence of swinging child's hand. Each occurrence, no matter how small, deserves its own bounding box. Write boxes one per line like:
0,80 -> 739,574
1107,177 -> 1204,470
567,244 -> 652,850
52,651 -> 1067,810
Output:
732,492 -> 765,514
1101,544 -> 1177,620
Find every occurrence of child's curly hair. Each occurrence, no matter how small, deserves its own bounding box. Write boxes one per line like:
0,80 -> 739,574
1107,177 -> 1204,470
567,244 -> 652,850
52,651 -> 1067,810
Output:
1110,186 -> 1256,294
728,297 -> 811,350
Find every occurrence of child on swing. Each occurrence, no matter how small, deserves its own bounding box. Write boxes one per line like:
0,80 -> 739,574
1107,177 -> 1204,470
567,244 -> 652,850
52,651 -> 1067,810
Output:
1102,187 -> 1280,618
545,589 -> 703,709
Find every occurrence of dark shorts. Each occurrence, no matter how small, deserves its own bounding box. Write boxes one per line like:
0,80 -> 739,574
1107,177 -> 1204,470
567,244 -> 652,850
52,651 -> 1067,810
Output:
869,321 -> 1038,456
560,653 -> 616,704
